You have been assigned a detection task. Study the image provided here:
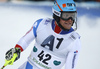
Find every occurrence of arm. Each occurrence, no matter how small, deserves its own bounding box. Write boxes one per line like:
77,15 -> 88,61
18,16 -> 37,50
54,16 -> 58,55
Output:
15,18 -> 43,51
5,19 -> 43,63
15,26 -> 35,52
65,38 -> 81,69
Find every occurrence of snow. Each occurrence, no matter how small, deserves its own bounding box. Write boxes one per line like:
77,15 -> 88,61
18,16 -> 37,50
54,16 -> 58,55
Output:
0,1 -> 100,69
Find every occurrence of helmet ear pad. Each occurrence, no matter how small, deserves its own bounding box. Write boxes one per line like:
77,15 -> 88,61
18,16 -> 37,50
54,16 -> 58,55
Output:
53,13 -> 60,23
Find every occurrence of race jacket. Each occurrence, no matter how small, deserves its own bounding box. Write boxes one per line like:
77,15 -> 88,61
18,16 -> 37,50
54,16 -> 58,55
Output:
15,18 -> 81,69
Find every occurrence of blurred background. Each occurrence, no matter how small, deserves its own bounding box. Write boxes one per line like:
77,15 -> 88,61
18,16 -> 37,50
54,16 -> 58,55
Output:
0,0 -> 100,2
0,0 -> 100,69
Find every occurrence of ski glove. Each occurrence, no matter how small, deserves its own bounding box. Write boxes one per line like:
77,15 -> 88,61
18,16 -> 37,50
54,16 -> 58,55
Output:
5,48 -> 21,62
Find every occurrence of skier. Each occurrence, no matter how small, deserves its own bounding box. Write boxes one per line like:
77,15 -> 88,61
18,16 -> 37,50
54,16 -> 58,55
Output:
5,0 -> 81,69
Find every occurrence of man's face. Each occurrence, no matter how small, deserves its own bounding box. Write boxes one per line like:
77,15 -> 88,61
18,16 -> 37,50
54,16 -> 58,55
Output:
59,18 -> 73,30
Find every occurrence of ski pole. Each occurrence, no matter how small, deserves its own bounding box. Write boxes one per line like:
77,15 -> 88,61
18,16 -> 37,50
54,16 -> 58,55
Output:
1,53 -> 18,69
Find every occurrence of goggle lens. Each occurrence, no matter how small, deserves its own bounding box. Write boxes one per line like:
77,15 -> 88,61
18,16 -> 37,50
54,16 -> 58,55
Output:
61,12 -> 76,21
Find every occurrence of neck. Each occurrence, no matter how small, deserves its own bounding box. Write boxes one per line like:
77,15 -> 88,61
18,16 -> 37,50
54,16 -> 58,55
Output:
54,21 -> 62,34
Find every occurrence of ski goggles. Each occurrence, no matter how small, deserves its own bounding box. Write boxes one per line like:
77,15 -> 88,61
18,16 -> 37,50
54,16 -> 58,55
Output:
60,11 -> 77,21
